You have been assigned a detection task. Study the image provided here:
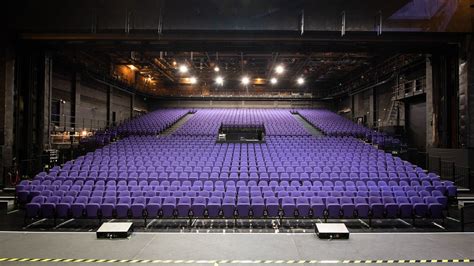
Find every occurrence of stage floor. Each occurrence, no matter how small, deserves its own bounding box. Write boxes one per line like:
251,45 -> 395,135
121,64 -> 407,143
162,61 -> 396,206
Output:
0,231 -> 473,265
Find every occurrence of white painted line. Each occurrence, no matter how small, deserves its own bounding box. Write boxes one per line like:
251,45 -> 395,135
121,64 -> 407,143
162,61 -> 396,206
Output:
145,219 -> 157,229
23,218 -> 47,229
7,209 -> 19,214
358,219 -> 370,228
446,217 -> 461,222
432,222 -> 446,230
397,219 -> 412,226
54,219 -> 75,229
319,260 -> 340,264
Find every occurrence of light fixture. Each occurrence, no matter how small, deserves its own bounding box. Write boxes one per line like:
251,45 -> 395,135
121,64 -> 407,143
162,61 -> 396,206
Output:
189,76 -> 197,84
297,77 -> 305,85
172,61 -> 177,66
214,66 -> 220,72
127,65 -> 137,71
241,76 -> 250,85
81,130 -> 88,137
270,77 -> 278,84
275,64 -> 284,74
179,65 -> 189,73
215,76 -> 224,86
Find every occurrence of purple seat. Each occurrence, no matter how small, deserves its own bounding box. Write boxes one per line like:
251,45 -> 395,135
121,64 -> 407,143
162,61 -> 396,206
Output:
177,197 -> 192,217
207,197 -> 222,218
296,197 -> 310,218
56,196 -> 74,218
146,196 -> 162,218
310,197 -> 325,218
410,196 -> 428,218
354,197 -> 369,218
222,197 -> 236,218
40,196 -> 61,218
162,196 -> 177,218
382,197 -> 399,218
369,197 -> 384,218
431,190 -> 448,208
26,196 -> 46,218
191,197 -> 207,218
101,197 -> 116,218
116,197 -> 131,218
396,197 -> 413,218
86,196 -> 103,218
131,196 -> 146,218
265,197 -> 280,217
251,197 -> 265,218
237,197 -> 251,218
281,197 -> 296,218
325,196 -> 339,218
425,196 -> 443,219
340,197 -> 355,218
71,196 -> 88,218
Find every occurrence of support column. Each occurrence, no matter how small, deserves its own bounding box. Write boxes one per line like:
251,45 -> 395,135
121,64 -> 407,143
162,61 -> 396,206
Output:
459,55 -> 468,148
350,95 -> 355,120
130,94 -> 135,119
426,55 -> 435,148
0,45 -> 15,186
106,86 -> 112,127
467,37 -> 474,149
368,88 -> 375,128
40,53 -> 52,149
71,72 -> 81,130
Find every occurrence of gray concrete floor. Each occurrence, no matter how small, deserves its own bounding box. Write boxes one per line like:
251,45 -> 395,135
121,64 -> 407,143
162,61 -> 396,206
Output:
161,113 -> 194,136
0,231 -> 473,265
293,114 -> 324,137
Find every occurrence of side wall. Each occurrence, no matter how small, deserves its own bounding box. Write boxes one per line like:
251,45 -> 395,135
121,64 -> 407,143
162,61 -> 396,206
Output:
52,62 -> 148,130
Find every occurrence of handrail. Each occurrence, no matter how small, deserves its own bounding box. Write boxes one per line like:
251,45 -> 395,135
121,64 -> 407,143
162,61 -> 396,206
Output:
460,202 -> 474,231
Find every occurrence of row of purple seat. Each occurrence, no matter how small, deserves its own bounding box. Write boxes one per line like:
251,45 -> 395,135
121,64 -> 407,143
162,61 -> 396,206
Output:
26,194 -> 445,221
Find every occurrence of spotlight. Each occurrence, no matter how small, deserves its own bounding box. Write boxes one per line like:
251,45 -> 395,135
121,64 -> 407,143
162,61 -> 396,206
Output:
242,76 -> 250,85
179,65 -> 188,73
215,76 -> 224,85
297,77 -> 305,85
189,76 -> 197,84
275,65 -> 284,74
270,77 -> 278,84
214,66 -> 220,72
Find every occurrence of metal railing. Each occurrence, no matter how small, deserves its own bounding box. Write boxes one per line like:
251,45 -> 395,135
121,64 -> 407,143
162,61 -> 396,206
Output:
460,203 -> 474,232
427,155 -> 473,191
51,114 -> 111,132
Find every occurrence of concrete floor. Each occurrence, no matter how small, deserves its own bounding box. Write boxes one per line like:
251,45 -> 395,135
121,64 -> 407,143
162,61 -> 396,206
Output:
293,114 -> 324,137
0,231 -> 473,265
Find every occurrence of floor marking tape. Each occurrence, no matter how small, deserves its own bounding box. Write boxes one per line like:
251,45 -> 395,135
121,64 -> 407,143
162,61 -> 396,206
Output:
0,258 -> 472,264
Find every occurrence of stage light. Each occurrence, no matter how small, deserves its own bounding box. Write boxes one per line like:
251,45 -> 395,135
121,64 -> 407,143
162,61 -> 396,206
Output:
241,76 -> 250,85
189,76 -> 197,84
215,76 -> 224,85
275,65 -> 284,74
214,66 -> 220,72
270,77 -> 278,84
297,77 -> 305,85
179,65 -> 188,73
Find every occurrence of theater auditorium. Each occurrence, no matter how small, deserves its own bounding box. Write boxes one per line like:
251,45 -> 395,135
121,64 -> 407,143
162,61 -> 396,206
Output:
1,1 -> 474,265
